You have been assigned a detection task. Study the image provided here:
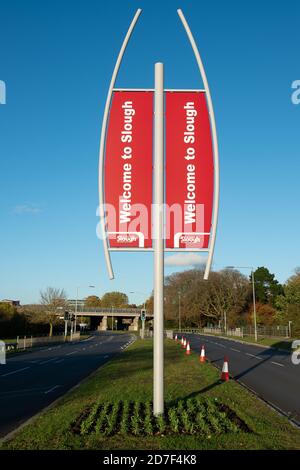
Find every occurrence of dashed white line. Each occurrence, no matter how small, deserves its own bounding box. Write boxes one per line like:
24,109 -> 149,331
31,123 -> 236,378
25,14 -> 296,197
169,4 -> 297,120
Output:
66,351 -> 77,356
39,358 -> 58,365
271,361 -> 284,368
104,355 -> 109,359
54,359 -> 65,364
245,353 -> 262,361
1,366 -> 30,377
44,385 -> 60,394
230,348 -> 241,352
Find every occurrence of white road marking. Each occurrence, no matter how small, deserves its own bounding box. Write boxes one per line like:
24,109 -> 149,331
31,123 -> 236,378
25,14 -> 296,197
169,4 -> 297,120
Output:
39,358 -> 58,365
44,385 -> 60,394
66,351 -> 77,356
1,366 -> 30,377
245,353 -> 261,361
54,359 -> 64,364
230,348 -> 240,352
271,361 -> 284,367
104,355 -> 109,359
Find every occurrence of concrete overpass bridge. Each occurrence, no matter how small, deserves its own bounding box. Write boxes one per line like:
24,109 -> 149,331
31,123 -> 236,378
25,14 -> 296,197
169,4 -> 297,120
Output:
75,307 -> 153,332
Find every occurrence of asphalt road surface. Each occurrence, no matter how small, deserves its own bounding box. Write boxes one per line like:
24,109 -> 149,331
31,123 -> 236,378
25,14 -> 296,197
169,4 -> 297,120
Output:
183,333 -> 300,424
0,332 -> 134,438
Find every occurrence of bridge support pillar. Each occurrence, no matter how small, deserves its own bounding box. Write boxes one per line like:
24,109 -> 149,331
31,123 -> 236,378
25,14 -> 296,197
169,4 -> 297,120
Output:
98,316 -> 108,331
128,317 -> 139,332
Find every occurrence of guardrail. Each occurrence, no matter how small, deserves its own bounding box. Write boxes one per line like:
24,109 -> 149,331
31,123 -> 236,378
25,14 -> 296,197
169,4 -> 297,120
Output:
76,307 -> 147,314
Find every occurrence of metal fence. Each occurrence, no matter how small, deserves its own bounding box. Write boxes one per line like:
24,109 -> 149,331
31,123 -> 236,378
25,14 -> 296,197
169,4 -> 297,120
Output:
3,332 -> 81,352
175,325 -> 290,339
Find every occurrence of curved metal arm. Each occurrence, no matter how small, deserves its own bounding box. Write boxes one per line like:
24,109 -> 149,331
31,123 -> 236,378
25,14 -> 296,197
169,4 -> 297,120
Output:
177,9 -> 220,280
98,9 -> 142,280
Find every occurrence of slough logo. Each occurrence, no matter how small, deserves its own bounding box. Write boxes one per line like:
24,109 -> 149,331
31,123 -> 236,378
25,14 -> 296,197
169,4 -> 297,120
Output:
180,235 -> 201,244
117,234 -> 138,243
0,80 -> 6,105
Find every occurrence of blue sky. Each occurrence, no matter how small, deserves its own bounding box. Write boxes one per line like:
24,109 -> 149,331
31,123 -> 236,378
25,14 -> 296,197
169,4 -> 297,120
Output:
0,0 -> 299,304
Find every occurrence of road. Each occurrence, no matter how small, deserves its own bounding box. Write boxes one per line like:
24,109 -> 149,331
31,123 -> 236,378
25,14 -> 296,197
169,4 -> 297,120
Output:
0,332 -> 134,438
184,333 -> 300,424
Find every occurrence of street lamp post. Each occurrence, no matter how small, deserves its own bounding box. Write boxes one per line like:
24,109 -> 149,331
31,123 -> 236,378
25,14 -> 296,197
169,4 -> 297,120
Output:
288,320 -> 293,338
178,292 -> 181,332
226,266 -> 258,342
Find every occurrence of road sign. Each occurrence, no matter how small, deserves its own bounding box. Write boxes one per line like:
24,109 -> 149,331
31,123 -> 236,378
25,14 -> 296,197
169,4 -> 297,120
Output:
99,9 -> 219,416
104,91 -> 153,249
165,91 -> 214,250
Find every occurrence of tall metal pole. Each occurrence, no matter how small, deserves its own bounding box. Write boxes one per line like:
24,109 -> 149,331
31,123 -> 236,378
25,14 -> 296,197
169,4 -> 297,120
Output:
251,270 -> 258,342
74,287 -> 79,334
153,62 -> 164,416
178,292 -> 181,332
64,319 -> 68,340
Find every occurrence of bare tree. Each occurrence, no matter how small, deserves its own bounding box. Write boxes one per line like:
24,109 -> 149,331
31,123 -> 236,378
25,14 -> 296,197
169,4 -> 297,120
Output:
40,287 -> 67,336
164,269 -> 249,328
200,270 -> 249,327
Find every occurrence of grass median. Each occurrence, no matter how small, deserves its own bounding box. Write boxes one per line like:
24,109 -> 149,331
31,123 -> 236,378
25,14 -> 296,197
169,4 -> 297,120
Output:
1,338 -> 300,450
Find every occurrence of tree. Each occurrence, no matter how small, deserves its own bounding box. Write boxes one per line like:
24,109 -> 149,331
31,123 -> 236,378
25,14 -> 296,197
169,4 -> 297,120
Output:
0,302 -> 16,321
84,295 -> 102,308
100,292 -> 128,308
247,302 -> 276,326
200,269 -> 249,328
275,268 -> 300,335
252,267 -> 283,306
40,287 -> 67,336
163,268 -> 249,328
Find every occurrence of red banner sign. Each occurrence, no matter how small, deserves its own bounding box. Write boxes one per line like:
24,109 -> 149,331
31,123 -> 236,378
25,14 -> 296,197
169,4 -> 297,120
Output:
104,91 -> 153,248
165,91 -> 214,249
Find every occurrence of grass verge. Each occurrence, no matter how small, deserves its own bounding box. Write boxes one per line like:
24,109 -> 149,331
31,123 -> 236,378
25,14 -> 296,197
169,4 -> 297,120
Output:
1,339 -> 300,450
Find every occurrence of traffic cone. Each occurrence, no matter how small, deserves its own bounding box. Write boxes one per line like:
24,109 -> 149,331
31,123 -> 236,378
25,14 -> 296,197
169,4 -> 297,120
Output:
180,336 -> 184,346
183,338 -> 187,349
185,341 -> 191,355
199,345 -> 206,363
221,356 -> 229,381
175,334 -> 178,341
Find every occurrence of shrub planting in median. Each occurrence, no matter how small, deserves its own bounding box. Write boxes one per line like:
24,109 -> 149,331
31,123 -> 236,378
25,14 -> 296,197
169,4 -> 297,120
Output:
73,396 -> 249,437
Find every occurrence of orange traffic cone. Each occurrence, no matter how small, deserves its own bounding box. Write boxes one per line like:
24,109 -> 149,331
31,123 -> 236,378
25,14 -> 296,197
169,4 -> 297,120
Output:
199,345 -> 206,363
180,336 -> 184,346
186,341 -> 191,355
183,338 -> 187,349
221,356 -> 229,381
175,334 -> 178,341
